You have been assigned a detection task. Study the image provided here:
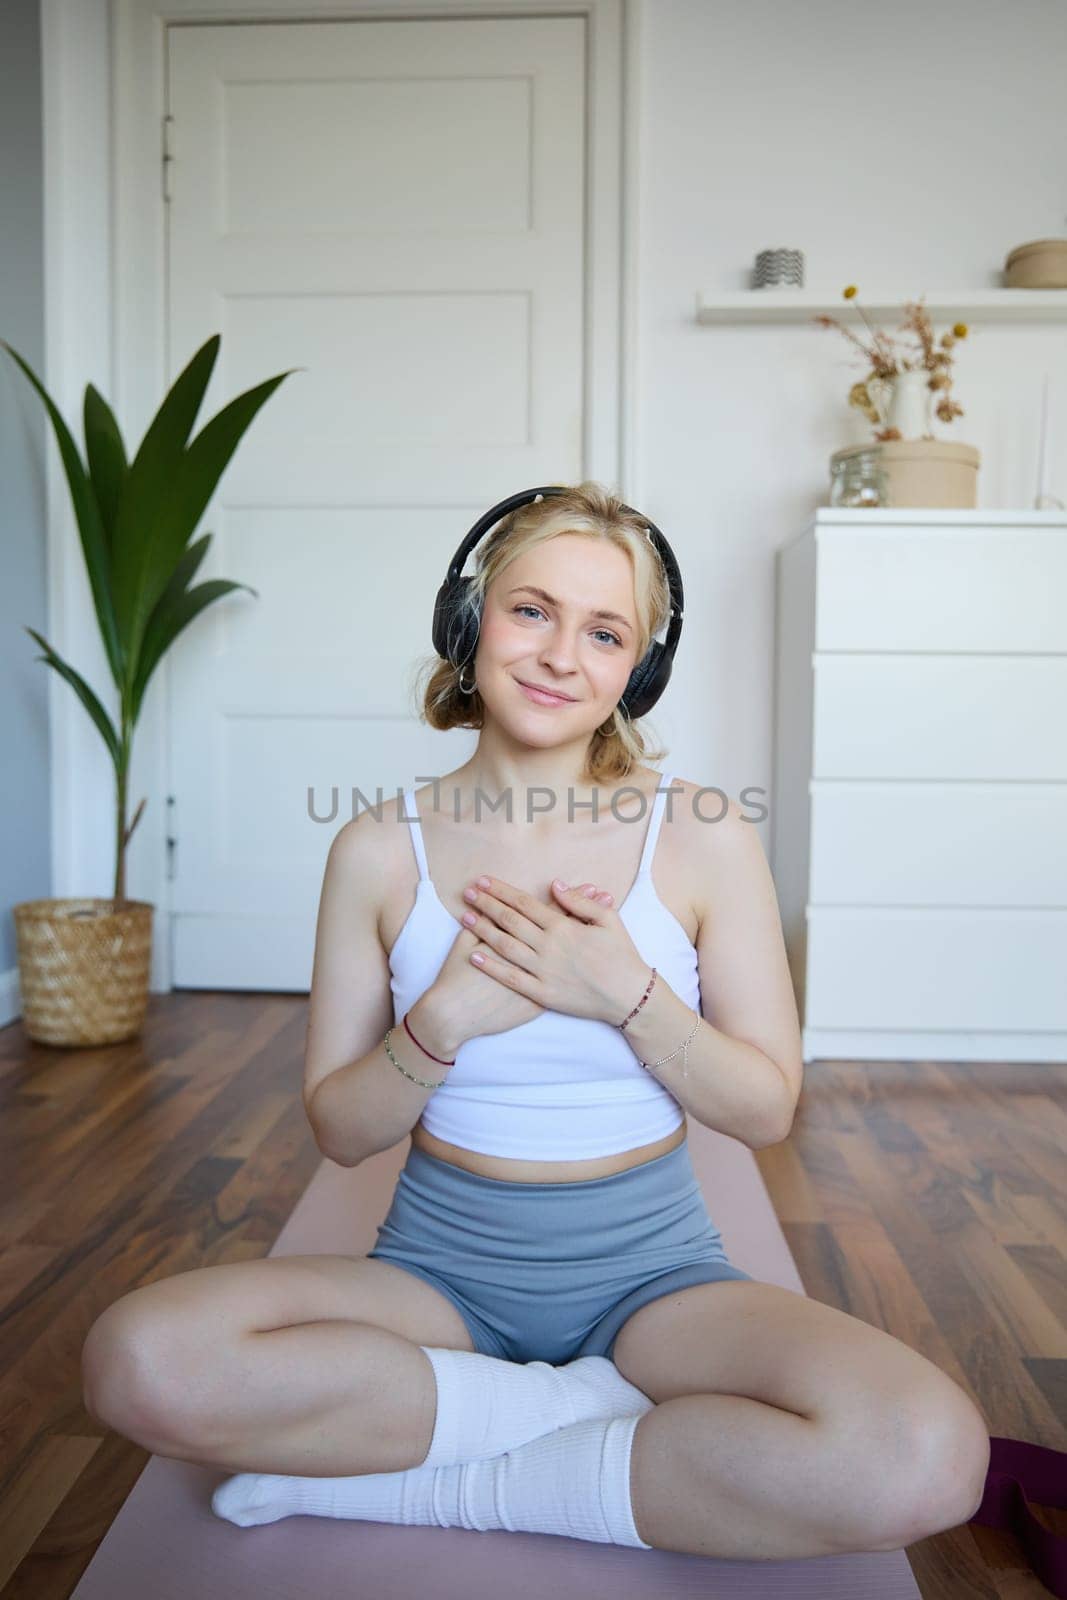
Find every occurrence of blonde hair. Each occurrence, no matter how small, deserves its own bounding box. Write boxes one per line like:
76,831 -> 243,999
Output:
413,480 -> 672,784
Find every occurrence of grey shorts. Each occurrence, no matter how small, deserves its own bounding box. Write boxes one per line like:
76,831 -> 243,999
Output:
367,1135 -> 754,1364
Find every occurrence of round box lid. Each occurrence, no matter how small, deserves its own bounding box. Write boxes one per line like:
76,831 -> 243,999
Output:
831,440 -> 979,467
1005,238 -> 1067,267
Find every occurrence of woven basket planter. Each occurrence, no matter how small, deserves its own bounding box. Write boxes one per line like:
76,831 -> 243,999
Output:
13,898 -> 154,1047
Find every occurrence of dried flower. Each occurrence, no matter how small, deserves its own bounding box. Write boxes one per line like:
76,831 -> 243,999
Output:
848,379 -> 880,422
815,290 -> 971,438
813,290 -> 898,380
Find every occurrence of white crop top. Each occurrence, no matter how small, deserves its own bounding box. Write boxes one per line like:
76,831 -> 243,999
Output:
387,773 -> 700,1159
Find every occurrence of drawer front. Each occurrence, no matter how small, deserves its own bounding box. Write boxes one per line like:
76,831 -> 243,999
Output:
805,908 -> 1067,1030
815,526 -> 1067,653
809,783 -> 1067,906
812,656 -> 1067,780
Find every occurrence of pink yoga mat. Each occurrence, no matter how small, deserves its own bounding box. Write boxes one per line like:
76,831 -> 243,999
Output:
72,1122 -> 923,1598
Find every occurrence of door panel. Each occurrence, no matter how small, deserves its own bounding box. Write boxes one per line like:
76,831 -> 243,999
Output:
165,16 -> 586,986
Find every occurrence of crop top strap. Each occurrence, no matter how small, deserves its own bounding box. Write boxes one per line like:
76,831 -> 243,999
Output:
402,788 -> 431,882
637,771 -> 674,876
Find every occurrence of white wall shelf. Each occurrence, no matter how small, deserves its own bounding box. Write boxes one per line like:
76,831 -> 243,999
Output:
695,288 -> 1067,325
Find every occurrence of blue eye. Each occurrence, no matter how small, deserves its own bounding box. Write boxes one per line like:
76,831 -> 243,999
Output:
511,603 -> 622,648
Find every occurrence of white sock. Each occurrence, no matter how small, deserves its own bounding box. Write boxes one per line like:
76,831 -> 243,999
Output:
211,1411 -> 654,1549
210,1350 -> 654,1529
417,1347 -> 654,1467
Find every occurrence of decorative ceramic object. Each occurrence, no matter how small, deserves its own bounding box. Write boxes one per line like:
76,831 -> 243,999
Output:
886,369 -> 933,440
1004,238 -> 1067,289
754,248 -> 804,288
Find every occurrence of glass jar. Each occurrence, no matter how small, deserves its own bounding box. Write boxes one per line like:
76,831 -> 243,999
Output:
830,448 -> 889,508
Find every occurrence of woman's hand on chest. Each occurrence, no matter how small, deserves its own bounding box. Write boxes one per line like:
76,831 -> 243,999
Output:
458,874 -> 650,1026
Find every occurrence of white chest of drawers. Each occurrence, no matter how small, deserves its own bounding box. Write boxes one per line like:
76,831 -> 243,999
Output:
772,508 -> 1067,1064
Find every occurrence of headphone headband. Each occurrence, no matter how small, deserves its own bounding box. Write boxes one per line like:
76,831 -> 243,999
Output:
432,485 -> 684,720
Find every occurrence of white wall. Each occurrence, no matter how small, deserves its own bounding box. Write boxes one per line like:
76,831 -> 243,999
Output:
634,0 -> 1067,819
13,0 -> 1067,999
0,0 -> 49,1006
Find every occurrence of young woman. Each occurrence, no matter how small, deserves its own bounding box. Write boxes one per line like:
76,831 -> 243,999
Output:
80,483 -> 990,1561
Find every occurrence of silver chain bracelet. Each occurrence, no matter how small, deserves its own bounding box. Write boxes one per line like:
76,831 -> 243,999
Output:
640,1010 -> 701,1078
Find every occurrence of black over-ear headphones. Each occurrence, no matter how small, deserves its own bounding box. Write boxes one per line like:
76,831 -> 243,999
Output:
431,485 -> 684,720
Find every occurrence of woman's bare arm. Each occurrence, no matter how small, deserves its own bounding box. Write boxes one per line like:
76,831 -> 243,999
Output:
618,793 -> 803,1149
302,810 -> 460,1167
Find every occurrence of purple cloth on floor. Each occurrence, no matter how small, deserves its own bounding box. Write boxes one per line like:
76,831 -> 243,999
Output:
970,1436 -> 1067,1599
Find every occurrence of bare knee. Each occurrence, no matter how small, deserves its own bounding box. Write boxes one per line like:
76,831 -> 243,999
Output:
900,1387 -> 990,1543
81,1295 -> 205,1454
837,1383 -> 990,1553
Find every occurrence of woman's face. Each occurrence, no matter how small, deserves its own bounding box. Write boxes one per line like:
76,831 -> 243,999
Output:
474,534 -> 641,740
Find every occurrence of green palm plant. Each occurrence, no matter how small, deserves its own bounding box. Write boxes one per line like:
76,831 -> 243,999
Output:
2,333 -> 295,902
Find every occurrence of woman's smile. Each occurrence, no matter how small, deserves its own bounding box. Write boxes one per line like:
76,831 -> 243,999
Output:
514,677 -> 579,707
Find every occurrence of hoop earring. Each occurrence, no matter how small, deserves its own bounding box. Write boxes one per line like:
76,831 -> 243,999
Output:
596,709 -> 617,738
458,666 -> 477,695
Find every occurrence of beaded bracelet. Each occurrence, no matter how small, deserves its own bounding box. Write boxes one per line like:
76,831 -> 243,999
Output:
382,1027 -> 450,1089
619,967 -> 657,1029
617,964 -> 701,1078
382,1004 -> 454,1094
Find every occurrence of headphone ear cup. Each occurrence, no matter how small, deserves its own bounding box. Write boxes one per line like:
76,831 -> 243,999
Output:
432,575 -> 481,670
620,642 -> 671,720
431,577 -> 456,659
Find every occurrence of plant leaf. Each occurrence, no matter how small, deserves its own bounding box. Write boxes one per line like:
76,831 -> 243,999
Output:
25,627 -> 121,769
108,334 -> 222,665
2,343 -> 124,685
120,368 -> 289,675
126,534 -> 213,722
83,384 -> 128,543
159,529 -> 212,597
130,577 -> 259,723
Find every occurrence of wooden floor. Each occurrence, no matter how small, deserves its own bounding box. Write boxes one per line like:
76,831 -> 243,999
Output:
0,990 -> 1063,1598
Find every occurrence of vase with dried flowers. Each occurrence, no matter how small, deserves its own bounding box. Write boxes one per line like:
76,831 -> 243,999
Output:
815,286 -> 969,441
816,286 -> 980,508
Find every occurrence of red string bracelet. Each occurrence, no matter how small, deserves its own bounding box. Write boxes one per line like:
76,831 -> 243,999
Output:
403,1010 -> 456,1066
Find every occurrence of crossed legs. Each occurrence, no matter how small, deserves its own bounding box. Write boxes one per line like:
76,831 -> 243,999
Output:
80,1259 -> 990,1560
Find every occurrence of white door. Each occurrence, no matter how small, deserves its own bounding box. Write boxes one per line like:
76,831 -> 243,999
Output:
165,16 -> 586,989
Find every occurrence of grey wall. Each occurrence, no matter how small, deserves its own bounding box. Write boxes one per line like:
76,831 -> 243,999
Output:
0,0 -> 49,978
